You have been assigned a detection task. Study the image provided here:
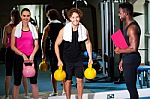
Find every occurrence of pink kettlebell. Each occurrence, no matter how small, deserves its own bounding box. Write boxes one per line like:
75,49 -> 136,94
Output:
22,60 -> 35,77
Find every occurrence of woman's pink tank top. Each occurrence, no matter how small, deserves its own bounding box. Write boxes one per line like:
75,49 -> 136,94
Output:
16,30 -> 34,56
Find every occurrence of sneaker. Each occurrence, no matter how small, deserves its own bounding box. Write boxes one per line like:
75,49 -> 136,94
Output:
2,96 -> 9,99
23,95 -> 31,99
61,92 -> 66,95
61,89 -> 66,95
49,92 -> 58,96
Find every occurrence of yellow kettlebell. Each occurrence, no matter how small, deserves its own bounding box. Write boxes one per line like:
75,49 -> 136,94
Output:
39,59 -> 49,72
54,65 -> 66,81
84,64 -> 96,79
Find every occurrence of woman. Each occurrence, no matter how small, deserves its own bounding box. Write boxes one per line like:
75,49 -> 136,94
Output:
11,8 -> 39,99
2,9 -> 29,99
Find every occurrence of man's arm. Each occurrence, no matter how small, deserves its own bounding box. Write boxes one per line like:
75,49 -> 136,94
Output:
41,24 -> 49,59
85,30 -> 93,64
115,25 -> 140,54
55,28 -> 64,66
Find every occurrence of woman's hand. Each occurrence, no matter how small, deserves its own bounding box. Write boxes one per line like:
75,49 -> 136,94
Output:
29,54 -> 34,61
22,54 -> 29,61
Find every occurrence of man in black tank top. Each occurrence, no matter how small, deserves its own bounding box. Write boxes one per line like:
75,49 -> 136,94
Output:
55,8 -> 93,99
115,2 -> 141,99
41,9 -> 64,96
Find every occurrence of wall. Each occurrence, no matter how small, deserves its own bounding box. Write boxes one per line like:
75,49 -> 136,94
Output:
134,0 -> 145,64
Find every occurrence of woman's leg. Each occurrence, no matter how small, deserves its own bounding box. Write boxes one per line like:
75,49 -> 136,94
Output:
31,84 -> 39,99
22,77 -> 29,96
12,85 -> 20,99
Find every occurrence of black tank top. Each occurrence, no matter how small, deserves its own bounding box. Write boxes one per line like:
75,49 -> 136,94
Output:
46,23 -> 64,51
63,30 -> 83,63
123,21 -> 141,48
122,21 -> 141,64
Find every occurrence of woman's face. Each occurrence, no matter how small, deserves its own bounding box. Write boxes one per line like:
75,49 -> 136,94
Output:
21,11 -> 31,23
70,12 -> 80,26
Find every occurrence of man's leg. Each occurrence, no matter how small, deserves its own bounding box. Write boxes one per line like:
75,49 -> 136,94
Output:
76,78 -> 83,99
65,80 -> 72,99
123,63 -> 139,99
51,74 -> 57,93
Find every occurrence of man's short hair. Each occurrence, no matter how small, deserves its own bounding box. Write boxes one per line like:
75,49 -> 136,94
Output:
119,2 -> 133,16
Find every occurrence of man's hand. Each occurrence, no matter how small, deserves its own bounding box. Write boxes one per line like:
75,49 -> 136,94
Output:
118,60 -> 123,71
88,58 -> 93,65
115,47 -> 120,54
58,60 -> 63,67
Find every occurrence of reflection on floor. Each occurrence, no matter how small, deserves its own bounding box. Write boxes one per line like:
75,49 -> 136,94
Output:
0,62 -> 150,99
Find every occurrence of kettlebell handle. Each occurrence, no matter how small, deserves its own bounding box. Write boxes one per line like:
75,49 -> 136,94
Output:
42,58 -> 46,62
23,60 -> 34,68
58,65 -> 63,70
24,60 -> 33,63
88,64 -> 92,68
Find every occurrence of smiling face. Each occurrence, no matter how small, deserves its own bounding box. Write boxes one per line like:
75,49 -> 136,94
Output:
118,8 -> 126,21
21,10 -> 31,23
69,12 -> 80,26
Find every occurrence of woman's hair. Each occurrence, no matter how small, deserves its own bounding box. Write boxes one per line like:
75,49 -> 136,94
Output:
67,8 -> 83,19
10,9 -> 20,26
21,8 -> 31,15
62,9 -> 69,20
46,9 -> 60,20
119,2 -> 133,16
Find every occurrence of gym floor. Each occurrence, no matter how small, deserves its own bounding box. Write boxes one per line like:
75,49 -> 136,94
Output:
0,60 -> 150,99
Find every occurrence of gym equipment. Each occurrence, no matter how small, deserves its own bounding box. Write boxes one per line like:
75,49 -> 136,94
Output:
22,60 -> 35,77
39,59 -> 49,72
54,65 -> 66,81
137,65 -> 150,88
84,64 -> 96,79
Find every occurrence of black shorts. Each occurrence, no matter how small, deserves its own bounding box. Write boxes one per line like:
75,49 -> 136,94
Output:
13,54 -> 38,86
5,47 -> 14,76
64,61 -> 84,80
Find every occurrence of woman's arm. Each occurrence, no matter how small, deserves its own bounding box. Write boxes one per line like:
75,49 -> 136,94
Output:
29,39 -> 39,60
30,28 -> 39,60
11,27 -> 29,60
2,25 -> 8,47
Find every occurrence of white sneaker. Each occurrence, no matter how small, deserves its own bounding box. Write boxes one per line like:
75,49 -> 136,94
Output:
30,98 -> 42,99
49,92 -> 58,96
23,95 -> 31,99
2,96 -> 9,99
61,92 -> 66,95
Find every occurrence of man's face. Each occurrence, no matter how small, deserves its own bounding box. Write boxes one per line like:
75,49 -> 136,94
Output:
118,8 -> 127,21
70,12 -> 80,26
